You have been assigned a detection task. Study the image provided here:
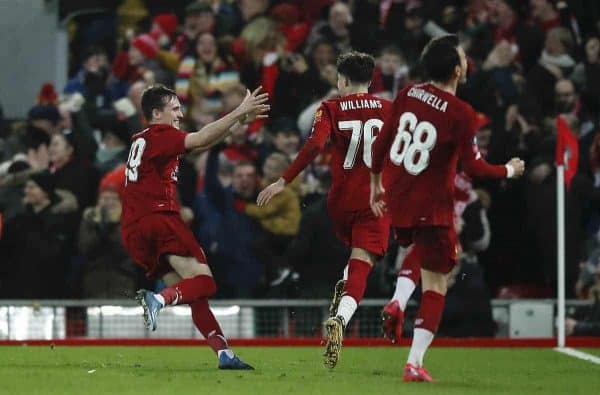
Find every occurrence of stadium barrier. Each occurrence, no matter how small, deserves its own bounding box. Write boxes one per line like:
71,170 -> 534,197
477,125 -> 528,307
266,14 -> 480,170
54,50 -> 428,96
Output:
0,299 -> 598,347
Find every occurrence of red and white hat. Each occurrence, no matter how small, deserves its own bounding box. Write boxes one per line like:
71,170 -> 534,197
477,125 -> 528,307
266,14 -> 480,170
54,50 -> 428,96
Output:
131,34 -> 159,59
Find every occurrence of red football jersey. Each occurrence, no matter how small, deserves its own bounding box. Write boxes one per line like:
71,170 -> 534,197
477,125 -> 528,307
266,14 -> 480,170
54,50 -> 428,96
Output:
121,124 -> 188,227
371,83 -> 506,227
282,93 -> 391,211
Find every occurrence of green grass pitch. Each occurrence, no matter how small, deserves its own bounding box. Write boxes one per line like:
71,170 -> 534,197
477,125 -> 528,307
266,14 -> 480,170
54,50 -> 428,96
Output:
1,346 -> 599,394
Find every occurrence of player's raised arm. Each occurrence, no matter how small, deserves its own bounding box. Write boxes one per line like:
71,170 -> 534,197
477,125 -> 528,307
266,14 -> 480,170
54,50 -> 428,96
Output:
184,86 -> 269,152
257,105 -> 332,207
459,109 -> 525,179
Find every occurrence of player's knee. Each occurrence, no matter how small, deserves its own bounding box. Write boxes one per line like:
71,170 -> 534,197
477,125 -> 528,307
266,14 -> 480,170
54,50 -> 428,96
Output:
350,248 -> 376,265
420,269 -> 448,295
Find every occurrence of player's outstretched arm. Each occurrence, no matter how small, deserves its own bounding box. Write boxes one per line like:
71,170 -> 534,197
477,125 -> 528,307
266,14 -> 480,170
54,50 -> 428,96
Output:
459,109 -> 525,179
258,104 -> 332,207
184,86 -> 269,152
369,172 -> 387,218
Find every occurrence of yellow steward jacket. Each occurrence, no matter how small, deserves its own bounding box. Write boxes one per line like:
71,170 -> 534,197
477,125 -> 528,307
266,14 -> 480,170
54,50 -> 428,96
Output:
244,187 -> 300,236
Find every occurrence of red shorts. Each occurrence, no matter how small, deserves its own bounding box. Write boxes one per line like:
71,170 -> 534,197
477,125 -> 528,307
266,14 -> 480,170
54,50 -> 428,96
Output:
121,212 -> 207,279
328,207 -> 390,256
395,226 -> 458,274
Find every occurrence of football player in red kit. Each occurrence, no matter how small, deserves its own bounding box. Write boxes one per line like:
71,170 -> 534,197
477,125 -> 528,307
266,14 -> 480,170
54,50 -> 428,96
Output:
121,84 -> 269,369
370,35 -> 525,382
257,51 -> 392,368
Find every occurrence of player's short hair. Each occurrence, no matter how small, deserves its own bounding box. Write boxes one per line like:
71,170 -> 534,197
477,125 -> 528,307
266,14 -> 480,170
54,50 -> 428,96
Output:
420,35 -> 460,84
336,51 -> 375,84
141,84 -> 177,121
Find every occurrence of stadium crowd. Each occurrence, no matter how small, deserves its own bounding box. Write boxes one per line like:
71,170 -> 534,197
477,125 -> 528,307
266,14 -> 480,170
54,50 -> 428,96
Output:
0,0 -> 599,335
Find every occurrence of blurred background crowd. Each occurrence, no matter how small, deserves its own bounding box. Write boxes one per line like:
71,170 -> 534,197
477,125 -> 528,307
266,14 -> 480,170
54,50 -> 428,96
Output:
0,0 -> 599,335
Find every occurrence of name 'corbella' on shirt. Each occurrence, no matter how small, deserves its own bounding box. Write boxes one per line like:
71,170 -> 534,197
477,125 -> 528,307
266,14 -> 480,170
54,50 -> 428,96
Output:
339,99 -> 383,111
407,87 -> 448,112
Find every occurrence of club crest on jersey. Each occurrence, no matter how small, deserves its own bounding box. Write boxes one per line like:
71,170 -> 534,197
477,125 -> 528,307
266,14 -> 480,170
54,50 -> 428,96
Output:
171,165 -> 179,181
314,109 -> 323,123
472,136 -> 482,159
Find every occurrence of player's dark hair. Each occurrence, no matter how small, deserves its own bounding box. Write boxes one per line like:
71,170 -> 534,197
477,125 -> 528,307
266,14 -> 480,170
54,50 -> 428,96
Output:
336,51 -> 375,84
420,35 -> 460,83
141,84 -> 178,121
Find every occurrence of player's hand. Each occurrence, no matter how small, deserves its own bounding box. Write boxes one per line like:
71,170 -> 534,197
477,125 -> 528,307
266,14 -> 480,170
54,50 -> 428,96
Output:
370,173 -> 387,218
257,178 -> 286,206
237,86 -> 270,124
506,157 -> 525,178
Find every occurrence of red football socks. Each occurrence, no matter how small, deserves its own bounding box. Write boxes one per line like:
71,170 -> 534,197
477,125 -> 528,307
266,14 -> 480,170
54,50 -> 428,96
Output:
159,275 -> 217,306
414,290 -> 445,333
343,258 -> 372,303
191,298 -> 228,353
399,246 -> 421,284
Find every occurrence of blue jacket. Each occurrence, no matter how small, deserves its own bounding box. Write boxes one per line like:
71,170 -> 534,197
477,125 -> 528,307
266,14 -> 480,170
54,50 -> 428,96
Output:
194,146 -> 263,289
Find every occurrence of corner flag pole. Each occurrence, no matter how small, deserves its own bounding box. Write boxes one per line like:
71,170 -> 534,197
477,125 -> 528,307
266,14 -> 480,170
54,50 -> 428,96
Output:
556,164 -> 566,348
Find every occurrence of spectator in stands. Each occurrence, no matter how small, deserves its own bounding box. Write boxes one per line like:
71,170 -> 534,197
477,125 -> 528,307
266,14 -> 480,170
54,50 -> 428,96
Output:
48,132 -> 96,211
78,168 -> 138,298
526,27 -> 576,116
370,45 -> 409,100
567,263 -> 600,336
239,17 -> 285,97
150,13 -> 179,50
94,117 -> 130,175
397,6 -> 431,66
238,152 -> 301,288
215,84 -> 259,164
195,145 -> 263,297
307,2 -> 354,55
171,1 -> 217,59
176,32 -> 240,127
27,105 -> 61,136
286,172 -> 348,298
233,0 -> 270,34
454,173 -> 492,258
571,36 -> 600,122
0,159 -> 30,222
0,171 -> 77,298
554,79 -> 579,116
63,47 -> 112,109
110,34 -> 172,99
272,40 -> 337,118
268,117 -> 301,162
23,124 -> 51,172
576,239 -> 600,299
530,0 -> 562,33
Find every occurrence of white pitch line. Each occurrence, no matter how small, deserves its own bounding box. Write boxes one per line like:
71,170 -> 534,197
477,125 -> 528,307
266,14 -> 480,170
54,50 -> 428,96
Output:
554,347 -> 600,365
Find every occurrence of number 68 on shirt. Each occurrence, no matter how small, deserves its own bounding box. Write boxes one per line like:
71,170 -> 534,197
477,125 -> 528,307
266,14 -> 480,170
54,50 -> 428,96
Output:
341,112 -> 437,175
